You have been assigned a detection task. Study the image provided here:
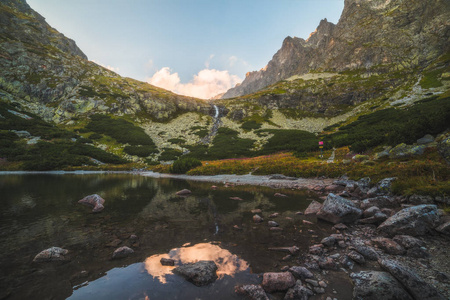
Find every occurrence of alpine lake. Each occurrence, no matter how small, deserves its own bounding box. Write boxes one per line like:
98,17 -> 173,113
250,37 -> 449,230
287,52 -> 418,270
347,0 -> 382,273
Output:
0,173 -> 353,299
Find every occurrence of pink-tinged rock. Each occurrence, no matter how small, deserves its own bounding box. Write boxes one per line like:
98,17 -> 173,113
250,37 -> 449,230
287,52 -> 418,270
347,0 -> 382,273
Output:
304,200 -> 323,215
230,196 -> 244,201
78,194 -> 105,213
262,272 -> 295,293
253,214 -> 264,223
211,185 -> 218,190
112,246 -> 134,259
325,184 -> 345,192
302,220 -> 313,225
176,189 -> 192,196
33,247 -> 68,262
269,212 -> 280,218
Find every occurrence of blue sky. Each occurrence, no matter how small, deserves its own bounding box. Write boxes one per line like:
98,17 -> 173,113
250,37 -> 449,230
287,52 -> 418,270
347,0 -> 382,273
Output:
27,0 -> 344,98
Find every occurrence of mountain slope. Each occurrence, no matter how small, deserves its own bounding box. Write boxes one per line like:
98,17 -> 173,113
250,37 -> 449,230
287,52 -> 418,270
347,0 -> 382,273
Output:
0,0 -> 209,123
223,0 -> 450,98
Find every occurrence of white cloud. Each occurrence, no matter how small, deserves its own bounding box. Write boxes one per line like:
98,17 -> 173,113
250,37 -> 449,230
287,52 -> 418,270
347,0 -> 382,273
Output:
205,54 -> 215,68
92,60 -> 120,73
146,67 -> 241,99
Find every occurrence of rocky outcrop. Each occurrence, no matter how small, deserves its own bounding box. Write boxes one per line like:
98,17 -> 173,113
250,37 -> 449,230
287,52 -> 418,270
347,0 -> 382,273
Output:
222,0 -> 450,98
379,258 -> 446,300
173,260 -> 218,286
316,193 -> 362,224
350,271 -> 413,300
377,204 -> 440,236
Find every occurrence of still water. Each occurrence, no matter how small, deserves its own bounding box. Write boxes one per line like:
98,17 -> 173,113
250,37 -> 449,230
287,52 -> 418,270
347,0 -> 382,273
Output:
0,173 -> 331,300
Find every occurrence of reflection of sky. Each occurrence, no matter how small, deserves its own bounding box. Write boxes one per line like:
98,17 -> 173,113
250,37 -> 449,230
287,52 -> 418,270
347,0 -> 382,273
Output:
144,243 -> 249,284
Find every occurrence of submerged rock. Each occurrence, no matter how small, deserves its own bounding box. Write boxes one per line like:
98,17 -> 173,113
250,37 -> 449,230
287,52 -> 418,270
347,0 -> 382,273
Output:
33,247 -> 68,262
112,246 -> 134,259
173,260 -> 218,286
378,204 -> 440,236
317,193 -> 362,224
288,266 -> 314,280
379,258 -> 446,300
176,189 -> 192,196
253,214 -> 264,223
160,258 -> 175,266
261,272 -> 296,293
351,271 -> 413,300
78,194 -> 105,213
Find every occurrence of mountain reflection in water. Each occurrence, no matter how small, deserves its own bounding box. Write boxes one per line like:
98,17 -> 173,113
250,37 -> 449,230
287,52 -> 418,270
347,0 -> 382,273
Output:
145,243 -> 250,283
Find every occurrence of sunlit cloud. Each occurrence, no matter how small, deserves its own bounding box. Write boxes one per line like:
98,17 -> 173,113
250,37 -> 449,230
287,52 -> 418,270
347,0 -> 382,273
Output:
92,60 -> 120,73
146,67 -> 241,99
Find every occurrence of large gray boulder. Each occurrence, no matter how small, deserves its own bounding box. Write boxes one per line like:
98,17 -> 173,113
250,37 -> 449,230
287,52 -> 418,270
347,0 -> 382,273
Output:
379,259 -> 446,300
173,260 -> 218,286
361,196 -> 399,210
377,205 -> 440,236
78,194 -> 105,213
317,193 -> 362,224
351,271 -> 413,300
33,247 -> 68,262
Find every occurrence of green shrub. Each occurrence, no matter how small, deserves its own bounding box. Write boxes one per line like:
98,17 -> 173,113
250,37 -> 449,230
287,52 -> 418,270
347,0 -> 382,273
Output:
168,138 -> 186,145
89,132 -> 103,140
170,157 -> 202,174
241,120 -> 262,131
258,129 -> 319,155
123,145 -> 158,157
85,114 -> 155,146
327,96 -> 450,152
159,148 -> 182,161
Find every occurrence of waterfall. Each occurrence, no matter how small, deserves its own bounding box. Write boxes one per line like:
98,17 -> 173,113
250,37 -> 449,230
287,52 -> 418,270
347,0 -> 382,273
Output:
214,105 -> 219,118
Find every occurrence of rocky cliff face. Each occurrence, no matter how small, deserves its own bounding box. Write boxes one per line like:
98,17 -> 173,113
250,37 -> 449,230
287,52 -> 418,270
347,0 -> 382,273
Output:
0,0 -> 209,123
223,0 -> 450,98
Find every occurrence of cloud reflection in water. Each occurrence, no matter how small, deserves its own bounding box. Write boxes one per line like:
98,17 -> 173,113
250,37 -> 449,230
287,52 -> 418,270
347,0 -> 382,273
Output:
144,243 -> 249,284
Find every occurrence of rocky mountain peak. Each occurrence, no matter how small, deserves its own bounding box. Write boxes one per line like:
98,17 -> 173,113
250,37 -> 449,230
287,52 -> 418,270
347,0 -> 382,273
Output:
222,0 -> 450,98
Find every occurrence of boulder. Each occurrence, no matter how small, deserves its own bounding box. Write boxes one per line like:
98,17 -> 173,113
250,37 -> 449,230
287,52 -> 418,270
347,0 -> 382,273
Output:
377,205 -> 440,236
112,246 -> 134,259
352,241 -> 379,261
437,134 -> 450,163
321,236 -> 336,247
363,206 -> 381,218
284,280 -> 313,300
318,257 -> 338,270
176,189 -> 192,196
78,194 -> 105,213
350,271 -> 413,300
392,235 -> 425,249
355,177 -> 371,194
347,250 -> 365,264
374,146 -> 392,160
371,237 -> 406,255
317,193 -> 362,224
173,260 -> 218,286
367,177 -> 397,197
235,284 -> 269,300
160,258 -> 175,266
33,247 -> 68,262
261,272 -> 296,293
379,258 -> 446,300
361,196 -> 399,210
417,134 -> 434,145
359,212 -> 388,225
352,154 -> 369,162
268,221 -> 279,227
253,214 -> 264,223
288,266 -> 314,280
389,143 -> 427,158
435,221 -> 450,235
304,200 -> 323,215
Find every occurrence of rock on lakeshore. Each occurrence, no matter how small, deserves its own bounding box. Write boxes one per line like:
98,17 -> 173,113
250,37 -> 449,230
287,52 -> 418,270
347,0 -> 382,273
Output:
377,205 -> 440,236
78,194 -> 105,213
173,260 -> 218,286
235,284 -> 269,300
33,247 -> 69,262
261,272 -> 296,293
351,271 -> 413,300
379,258 -> 446,300
176,189 -> 192,196
304,200 -> 323,215
317,193 -> 362,224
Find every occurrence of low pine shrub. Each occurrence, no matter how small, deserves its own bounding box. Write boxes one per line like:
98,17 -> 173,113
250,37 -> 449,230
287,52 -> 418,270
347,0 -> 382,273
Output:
170,157 -> 202,174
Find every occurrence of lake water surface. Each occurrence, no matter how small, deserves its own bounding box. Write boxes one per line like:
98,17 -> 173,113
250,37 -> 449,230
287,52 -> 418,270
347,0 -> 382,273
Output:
0,173 -> 334,299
